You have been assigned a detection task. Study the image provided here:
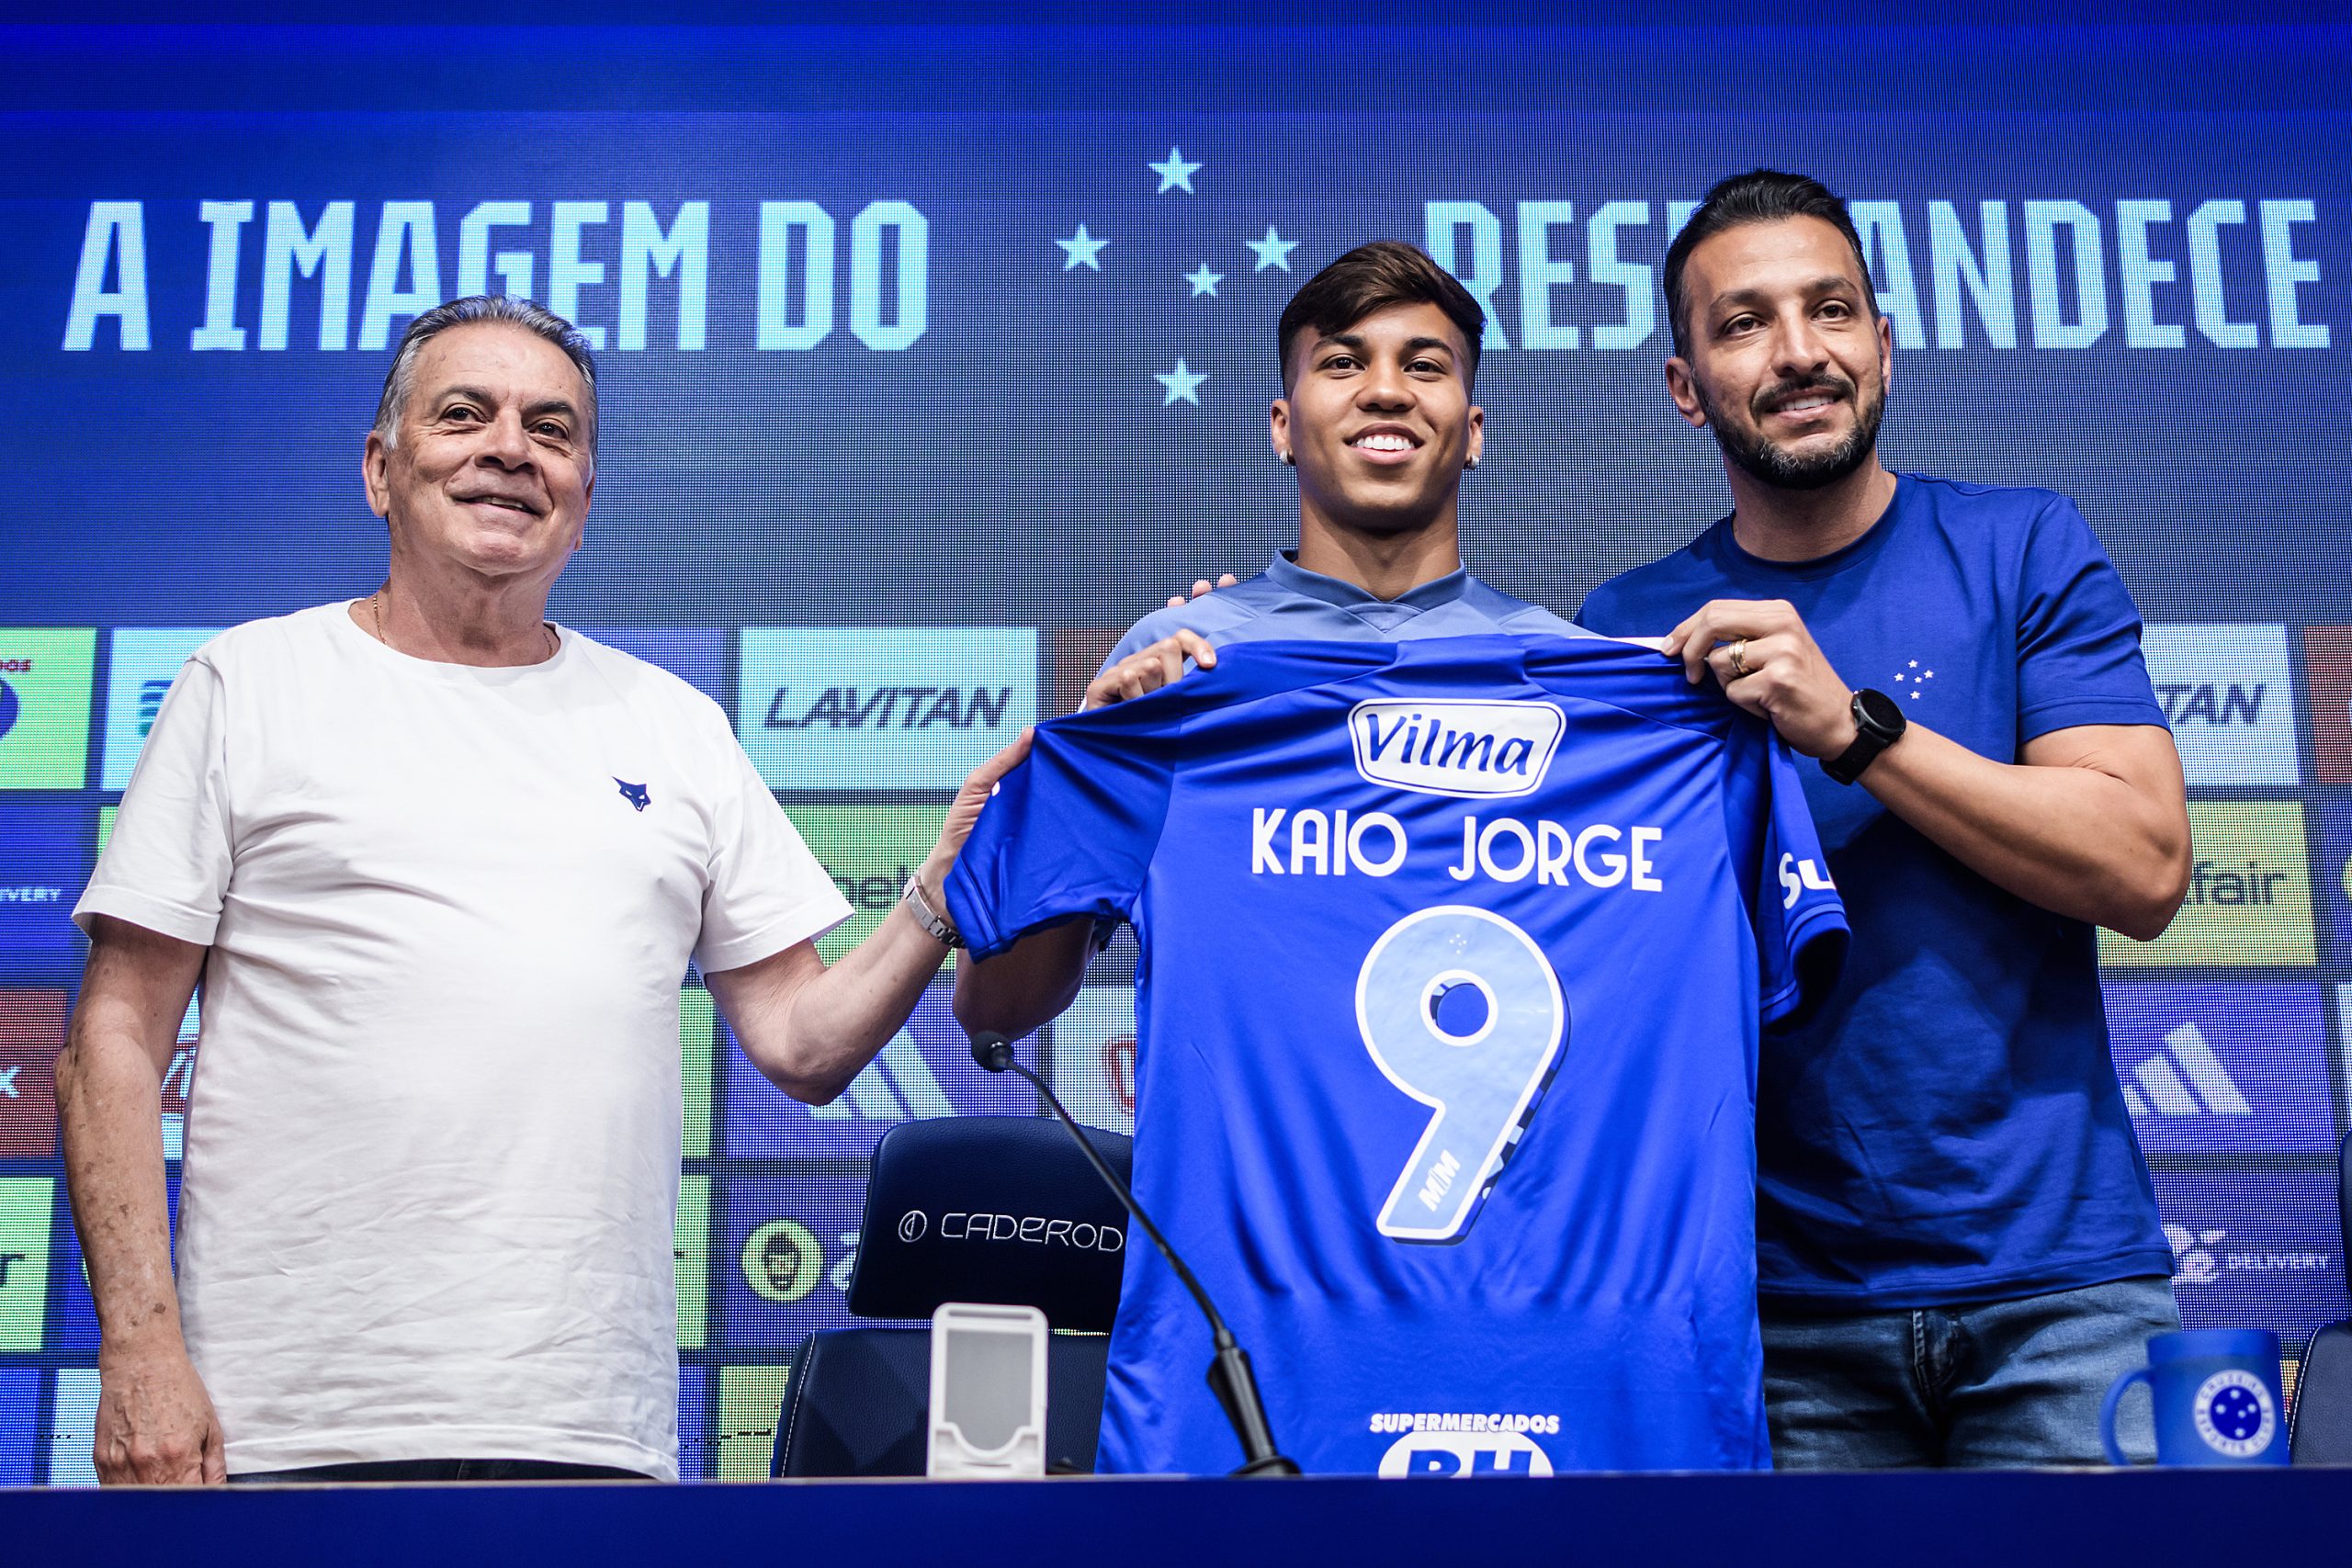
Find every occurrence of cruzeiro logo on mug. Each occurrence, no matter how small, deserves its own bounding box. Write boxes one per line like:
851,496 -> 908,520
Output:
2191,1369 -> 2277,1460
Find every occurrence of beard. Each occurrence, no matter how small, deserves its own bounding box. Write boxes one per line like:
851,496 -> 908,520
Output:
1698,371 -> 1885,491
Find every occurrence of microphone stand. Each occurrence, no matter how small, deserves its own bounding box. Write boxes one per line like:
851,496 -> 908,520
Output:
969,1032 -> 1300,1477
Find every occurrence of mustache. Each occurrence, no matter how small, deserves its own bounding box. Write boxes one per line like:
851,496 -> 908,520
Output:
1753,374 -> 1855,414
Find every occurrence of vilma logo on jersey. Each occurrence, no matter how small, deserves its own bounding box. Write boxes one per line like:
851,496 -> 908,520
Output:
1350,699 -> 1564,799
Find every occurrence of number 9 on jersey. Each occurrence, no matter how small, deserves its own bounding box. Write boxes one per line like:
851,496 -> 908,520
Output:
1355,906 -> 1568,1243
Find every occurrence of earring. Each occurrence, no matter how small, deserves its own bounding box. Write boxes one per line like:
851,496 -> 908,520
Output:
1278,450 -> 1295,466
1464,455 -> 1480,470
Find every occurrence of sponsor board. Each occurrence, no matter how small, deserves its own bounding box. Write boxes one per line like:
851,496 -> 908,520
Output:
716,1364 -> 794,1483
572,627 -> 728,709
1050,985 -> 1137,1136
2305,627 -> 2352,785
0,804 -> 86,980
786,803 -> 949,964
48,1368 -> 99,1486
99,628 -> 220,790
2101,981 -> 2336,1156
2100,802 -> 2313,968
677,1364 -> 712,1482
0,1178 -> 53,1351
676,1173 -> 709,1351
737,627 -> 1035,790
2142,625 -> 2300,786
2156,1168 -> 2350,1345
718,1174 -> 871,1348
160,998 -> 197,1162
682,987 -> 714,1160
0,1366 -> 37,1485
0,990 -> 66,1158
721,986 -> 1035,1159
2313,802 -> 2352,972
0,629 -> 97,790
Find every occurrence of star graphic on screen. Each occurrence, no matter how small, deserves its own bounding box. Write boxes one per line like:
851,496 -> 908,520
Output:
1056,224 -> 1109,270
1155,358 -> 1206,406
1148,147 -> 1202,193
1246,225 -> 1299,271
1183,263 -> 1224,298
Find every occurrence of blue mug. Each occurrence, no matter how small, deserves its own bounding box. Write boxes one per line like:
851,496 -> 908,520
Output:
2100,1327 -> 2289,1466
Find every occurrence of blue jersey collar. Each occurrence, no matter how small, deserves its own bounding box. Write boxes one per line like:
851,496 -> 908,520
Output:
1263,548 -> 1476,615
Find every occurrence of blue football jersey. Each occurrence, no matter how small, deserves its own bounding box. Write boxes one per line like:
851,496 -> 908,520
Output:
946,636 -> 1849,1476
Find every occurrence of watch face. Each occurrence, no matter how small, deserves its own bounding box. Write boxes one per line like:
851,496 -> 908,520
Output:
1856,688 -> 1905,734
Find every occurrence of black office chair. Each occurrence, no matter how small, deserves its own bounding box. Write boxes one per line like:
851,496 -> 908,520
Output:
771,1116 -> 1133,1477
2289,1130 -> 2352,1462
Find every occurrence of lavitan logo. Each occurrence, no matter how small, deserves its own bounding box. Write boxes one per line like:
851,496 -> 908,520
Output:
737,628 -> 1035,790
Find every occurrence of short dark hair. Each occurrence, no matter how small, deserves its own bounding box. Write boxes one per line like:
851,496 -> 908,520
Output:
374,296 -> 599,473
1277,241 -> 1486,391
1663,170 -> 1876,358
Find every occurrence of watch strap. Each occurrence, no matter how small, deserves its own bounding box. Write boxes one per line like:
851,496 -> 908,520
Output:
901,875 -> 964,949
1824,691 -> 1903,785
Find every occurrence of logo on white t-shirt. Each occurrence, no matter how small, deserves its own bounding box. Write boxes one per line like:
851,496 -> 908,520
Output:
615,777 -> 651,812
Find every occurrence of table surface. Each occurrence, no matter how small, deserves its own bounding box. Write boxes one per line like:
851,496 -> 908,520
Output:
7,1465 -> 2351,1568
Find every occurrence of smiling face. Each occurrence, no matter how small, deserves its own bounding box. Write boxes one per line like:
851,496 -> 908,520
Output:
1272,300 -> 1483,537
363,321 -> 594,588
1668,215 -> 1891,491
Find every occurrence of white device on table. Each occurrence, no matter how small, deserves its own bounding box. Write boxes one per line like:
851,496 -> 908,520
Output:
926,1302 -> 1049,1479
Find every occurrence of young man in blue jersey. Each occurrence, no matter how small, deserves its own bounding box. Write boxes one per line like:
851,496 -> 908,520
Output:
1576,170 -> 2194,1468
958,240 -> 1592,1032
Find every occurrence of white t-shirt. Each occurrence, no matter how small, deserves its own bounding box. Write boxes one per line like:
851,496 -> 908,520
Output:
74,603 -> 851,1480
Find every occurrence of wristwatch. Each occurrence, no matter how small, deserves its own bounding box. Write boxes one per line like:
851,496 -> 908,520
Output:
1823,689 -> 1906,784
901,875 -> 964,949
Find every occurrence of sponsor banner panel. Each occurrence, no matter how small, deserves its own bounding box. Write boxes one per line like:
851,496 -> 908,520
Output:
2305,627 -> 2352,786
99,628 -> 220,790
2142,624 -> 2300,786
717,1173 -> 873,1349
0,1366 -> 37,1485
682,987 -> 714,1161
0,629 -> 96,790
1048,627 -> 1125,717
676,1173 -> 710,1352
0,804 -> 85,980
572,627 -> 728,710
160,998 -> 197,1163
48,1368 -> 98,1486
785,803 -> 947,964
2101,801 -> 2313,969
0,989 -> 66,1159
2313,801 -> 2352,972
2157,1168 -> 2351,1347
716,1365 -> 794,1483
0,1177 -> 54,1351
721,986 -> 1036,1160
1051,985 -> 1136,1136
2103,981 -> 2335,1156
677,1364 -> 711,1482
737,627 -> 1035,791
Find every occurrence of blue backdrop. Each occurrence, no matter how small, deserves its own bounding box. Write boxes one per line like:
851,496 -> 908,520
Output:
0,10 -> 2346,1482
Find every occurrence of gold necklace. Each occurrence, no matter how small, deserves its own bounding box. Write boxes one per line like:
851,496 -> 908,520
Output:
368,590 -> 558,660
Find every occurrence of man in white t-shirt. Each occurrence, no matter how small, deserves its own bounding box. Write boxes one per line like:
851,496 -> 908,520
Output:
55,296 -> 1021,1485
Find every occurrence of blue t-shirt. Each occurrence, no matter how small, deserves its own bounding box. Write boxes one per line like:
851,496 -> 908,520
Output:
947,636 -> 1848,1475
1103,549 -> 1591,664
1576,473 -> 2175,1309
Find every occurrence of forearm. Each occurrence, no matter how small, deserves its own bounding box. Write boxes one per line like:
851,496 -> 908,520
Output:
951,918 -> 1094,1042
57,1021 -> 185,1359
1860,723 -> 2189,938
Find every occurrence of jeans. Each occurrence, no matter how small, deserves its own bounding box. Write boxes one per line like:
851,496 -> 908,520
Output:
1760,1273 -> 2180,1468
229,1457 -> 652,1484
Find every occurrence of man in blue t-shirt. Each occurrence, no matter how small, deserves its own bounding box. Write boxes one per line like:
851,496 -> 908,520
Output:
957,241 -> 1593,1030
1576,170 -> 2194,1468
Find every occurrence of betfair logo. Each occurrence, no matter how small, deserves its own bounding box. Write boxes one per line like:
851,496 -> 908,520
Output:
2101,802 -> 2313,968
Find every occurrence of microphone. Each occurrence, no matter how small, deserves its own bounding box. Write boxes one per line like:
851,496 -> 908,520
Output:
968,1031 -> 1300,1477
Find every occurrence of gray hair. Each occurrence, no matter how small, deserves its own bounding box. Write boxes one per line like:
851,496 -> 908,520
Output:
371,296 -> 599,472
